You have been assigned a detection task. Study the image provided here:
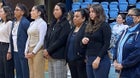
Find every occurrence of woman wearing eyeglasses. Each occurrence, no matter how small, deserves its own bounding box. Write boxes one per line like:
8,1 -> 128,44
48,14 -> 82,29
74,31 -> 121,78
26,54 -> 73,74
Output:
113,8 -> 140,78
10,3 -> 30,78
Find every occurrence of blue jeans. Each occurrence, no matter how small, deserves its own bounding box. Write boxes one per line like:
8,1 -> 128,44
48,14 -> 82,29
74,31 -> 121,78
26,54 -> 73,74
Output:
86,55 -> 111,78
14,52 -> 29,78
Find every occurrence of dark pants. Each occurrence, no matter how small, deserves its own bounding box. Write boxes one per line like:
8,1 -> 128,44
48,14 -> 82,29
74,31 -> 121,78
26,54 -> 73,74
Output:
0,43 -> 14,78
68,59 -> 87,78
14,52 -> 29,78
86,55 -> 111,78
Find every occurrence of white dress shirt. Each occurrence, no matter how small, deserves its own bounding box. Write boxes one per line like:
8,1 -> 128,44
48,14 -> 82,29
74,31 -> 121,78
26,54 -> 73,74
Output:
0,21 -> 12,52
12,21 -> 20,52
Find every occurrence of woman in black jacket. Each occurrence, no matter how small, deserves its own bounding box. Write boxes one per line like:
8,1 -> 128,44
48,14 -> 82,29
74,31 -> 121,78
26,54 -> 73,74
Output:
43,3 -> 71,78
82,4 -> 111,78
66,9 -> 88,78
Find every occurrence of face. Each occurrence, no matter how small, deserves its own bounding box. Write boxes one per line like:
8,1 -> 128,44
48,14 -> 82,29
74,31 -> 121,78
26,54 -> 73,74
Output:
73,11 -> 85,27
14,6 -> 24,19
0,8 -> 6,20
89,8 -> 96,20
30,6 -> 40,19
116,15 -> 125,24
53,5 -> 62,19
127,10 -> 140,24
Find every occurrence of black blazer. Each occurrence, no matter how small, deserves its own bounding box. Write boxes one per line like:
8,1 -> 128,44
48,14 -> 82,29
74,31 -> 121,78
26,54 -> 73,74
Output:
66,22 -> 87,61
44,17 -> 71,59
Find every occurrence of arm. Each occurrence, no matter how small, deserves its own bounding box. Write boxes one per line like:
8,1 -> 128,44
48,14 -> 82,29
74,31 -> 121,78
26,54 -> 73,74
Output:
121,33 -> 140,68
7,21 -> 12,52
98,23 -> 111,58
122,49 -> 140,68
24,37 -> 29,54
6,21 -> 12,60
24,22 -> 32,54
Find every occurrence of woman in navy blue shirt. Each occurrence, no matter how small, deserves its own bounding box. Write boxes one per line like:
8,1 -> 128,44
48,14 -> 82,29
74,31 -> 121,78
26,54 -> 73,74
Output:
66,9 -> 88,78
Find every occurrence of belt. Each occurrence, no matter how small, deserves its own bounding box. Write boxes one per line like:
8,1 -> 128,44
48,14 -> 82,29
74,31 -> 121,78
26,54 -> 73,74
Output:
0,42 -> 9,45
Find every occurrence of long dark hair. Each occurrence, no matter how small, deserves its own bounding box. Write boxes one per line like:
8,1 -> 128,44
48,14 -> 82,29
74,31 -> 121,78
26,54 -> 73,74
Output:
1,6 -> 14,22
33,5 -> 47,22
16,3 -> 29,17
85,4 -> 106,33
52,2 -> 67,24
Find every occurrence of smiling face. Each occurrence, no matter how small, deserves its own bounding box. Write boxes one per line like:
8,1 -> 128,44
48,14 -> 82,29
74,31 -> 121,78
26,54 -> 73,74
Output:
53,5 -> 62,20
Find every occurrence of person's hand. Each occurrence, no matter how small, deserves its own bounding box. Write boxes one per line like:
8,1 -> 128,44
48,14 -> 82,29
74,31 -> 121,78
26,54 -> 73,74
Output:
114,60 -> 123,70
113,60 -> 118,68
7,52 -> 12,60
82,37 -> 89,45
115,64 -> 123,70
43,49 -> 50,59
92,57 -> 101,69
25,52 -> 35,59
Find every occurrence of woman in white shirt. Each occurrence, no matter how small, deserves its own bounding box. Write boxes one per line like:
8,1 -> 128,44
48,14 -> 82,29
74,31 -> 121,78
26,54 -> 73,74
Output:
110,13 -> 128,55
25,5 -> 47,78
0,6 -> 14,78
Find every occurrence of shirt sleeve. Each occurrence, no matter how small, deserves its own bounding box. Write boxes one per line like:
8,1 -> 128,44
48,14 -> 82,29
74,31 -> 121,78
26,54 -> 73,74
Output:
7,21 -> 12,52
122,32 -> 140,68
98,22 -> 111,58
32,21 -> 47,54
24,22 -> 32,54
24,37 -> 29,54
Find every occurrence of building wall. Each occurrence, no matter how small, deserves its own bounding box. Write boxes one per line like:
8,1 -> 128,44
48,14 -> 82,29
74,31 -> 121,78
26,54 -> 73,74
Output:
5,0 -> 66,23
45,0 -> 65,23
34,0 -> 45,5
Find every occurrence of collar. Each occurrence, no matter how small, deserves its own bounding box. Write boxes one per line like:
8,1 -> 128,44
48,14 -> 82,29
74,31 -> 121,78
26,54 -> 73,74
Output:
128,23 -> 139,32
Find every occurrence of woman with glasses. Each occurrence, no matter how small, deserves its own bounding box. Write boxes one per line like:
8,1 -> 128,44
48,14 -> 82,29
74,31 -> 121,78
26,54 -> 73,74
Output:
113,8 -> 140,78
10,3 -> 30,78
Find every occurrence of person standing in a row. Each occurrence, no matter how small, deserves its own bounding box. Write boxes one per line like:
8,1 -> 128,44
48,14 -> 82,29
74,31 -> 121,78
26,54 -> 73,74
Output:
25,5 -> 47,78
82,4 -> 111,78
10,3 -> 30,78
66,9 -> 88,78
113,8 -> 140,78
43,2 -> 71,78
0,6 -> 14,78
